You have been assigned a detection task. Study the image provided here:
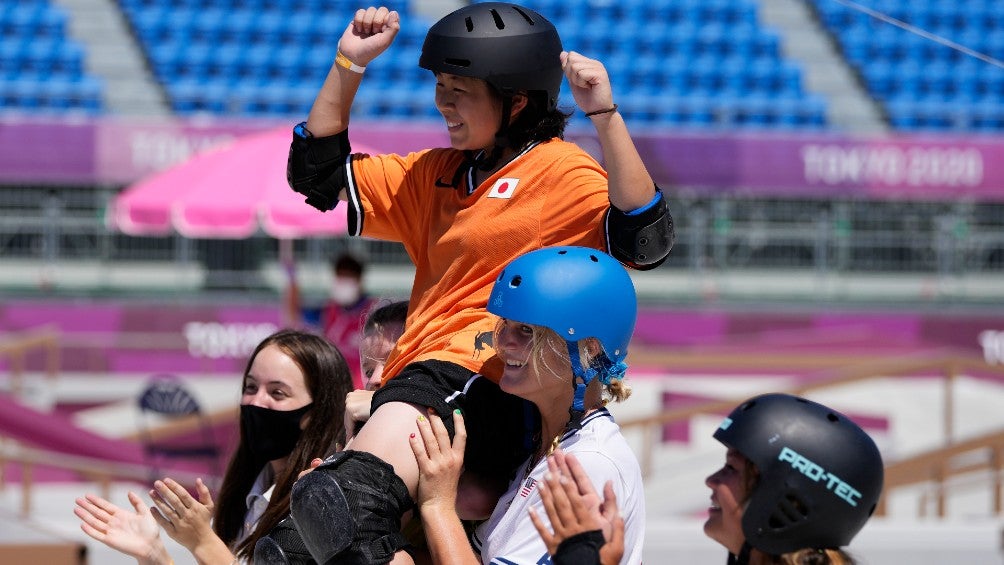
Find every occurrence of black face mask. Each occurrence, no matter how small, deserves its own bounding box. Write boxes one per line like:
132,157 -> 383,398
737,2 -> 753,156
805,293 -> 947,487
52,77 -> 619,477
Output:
240,403 -> 313,462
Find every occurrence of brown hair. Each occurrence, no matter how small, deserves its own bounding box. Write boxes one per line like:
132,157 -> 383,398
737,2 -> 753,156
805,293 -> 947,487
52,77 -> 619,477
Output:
362,299 -> 408,338
212,329 -> 352,559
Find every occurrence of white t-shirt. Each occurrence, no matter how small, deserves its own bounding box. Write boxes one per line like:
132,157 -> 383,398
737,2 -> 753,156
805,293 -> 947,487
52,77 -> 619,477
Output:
472,408 -> 646,564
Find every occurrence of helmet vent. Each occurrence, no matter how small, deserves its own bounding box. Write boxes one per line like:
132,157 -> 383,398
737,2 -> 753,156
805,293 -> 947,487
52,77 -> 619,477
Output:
826,412 -> 839,423
512,6 -> 535,25
489,9 -> 505,30
508,275 -> 522,288
444,57 -> 471,68
589,254 -> 599,262
768,493 -> 809,529
464,16 -> 473,32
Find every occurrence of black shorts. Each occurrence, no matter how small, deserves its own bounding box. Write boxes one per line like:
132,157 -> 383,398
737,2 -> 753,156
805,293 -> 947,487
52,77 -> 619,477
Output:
371,360 -> 539,479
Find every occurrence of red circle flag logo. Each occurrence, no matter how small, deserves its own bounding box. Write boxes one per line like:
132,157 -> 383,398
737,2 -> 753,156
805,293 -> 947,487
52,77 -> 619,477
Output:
488,177 -> 520,199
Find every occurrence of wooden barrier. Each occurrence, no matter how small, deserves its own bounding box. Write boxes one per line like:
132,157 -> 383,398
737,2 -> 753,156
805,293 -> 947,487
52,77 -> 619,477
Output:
0,439 -> 212,518
4,329 -> 1003,520
878,428 -> 1004,517
0,326 -> 230,519
619,347 -> 1004,518
0,325 -> 60,396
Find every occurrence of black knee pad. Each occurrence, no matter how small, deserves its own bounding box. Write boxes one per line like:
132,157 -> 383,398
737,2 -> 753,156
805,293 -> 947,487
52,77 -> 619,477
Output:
291,450 -> 414,565
253,515 -> 316,565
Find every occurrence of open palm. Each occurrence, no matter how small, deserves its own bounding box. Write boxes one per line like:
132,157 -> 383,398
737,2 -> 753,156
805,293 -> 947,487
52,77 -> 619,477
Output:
75,491 -> 162,560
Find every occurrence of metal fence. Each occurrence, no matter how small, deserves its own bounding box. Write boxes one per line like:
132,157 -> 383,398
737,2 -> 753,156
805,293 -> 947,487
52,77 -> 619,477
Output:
2,184 -> 1003,296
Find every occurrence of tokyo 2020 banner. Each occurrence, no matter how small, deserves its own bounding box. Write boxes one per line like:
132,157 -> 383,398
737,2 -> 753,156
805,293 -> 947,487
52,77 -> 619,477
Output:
2,117 -> 1003,201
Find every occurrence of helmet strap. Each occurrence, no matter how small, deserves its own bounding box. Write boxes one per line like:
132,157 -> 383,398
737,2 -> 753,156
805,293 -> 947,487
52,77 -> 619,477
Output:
727,542 -> 752,565
566,340 -> 597,413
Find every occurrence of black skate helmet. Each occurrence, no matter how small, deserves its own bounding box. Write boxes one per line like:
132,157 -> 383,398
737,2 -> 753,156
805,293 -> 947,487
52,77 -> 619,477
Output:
713,393 -> 884,556
419,2 -> 563,111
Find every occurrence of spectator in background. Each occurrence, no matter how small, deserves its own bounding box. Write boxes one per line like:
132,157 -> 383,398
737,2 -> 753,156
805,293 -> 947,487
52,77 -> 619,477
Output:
73,329 -> 352,565
285,252 -> 377,389
359,299 -> 408,391
344,299 -> 409,443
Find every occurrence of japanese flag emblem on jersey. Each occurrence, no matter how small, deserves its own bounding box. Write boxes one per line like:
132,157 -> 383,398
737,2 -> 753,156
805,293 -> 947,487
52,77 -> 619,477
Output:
488,177 -> 520,199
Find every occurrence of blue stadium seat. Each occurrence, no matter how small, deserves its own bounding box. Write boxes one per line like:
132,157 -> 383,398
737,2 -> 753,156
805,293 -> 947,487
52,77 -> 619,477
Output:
810,0 -> 1004,131
972,101 -> 1004,131
0,3 -> 103,115
105,0 -> 834,128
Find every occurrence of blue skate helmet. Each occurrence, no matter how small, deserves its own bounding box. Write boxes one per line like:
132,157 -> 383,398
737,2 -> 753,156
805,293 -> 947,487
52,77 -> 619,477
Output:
487,246 -> 636,412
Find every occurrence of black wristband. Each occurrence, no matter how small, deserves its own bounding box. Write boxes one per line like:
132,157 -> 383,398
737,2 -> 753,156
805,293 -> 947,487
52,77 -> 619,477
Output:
552,530 -> 605,565
585,104 -> 618,117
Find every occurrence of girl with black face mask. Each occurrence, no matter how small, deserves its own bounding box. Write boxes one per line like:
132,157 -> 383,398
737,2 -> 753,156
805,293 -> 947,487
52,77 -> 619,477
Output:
74,329 -> 353,564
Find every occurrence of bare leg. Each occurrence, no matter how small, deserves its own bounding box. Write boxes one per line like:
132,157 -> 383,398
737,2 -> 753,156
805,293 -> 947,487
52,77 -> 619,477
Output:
290,401 -> 425,564
350,401 -> 425,499
389,550 -> 416,565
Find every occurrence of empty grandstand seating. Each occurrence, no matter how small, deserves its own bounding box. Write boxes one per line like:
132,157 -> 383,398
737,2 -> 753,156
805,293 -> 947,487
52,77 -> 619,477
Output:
809,0 -> 1004,131
111,0 -> 825,129
0,2 -> 103,113
13,0 -> 1001,132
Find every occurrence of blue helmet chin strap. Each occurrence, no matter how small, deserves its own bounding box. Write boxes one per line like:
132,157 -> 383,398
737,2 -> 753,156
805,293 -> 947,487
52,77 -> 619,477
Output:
566,341 -> 596,414
565,342 -> 628,413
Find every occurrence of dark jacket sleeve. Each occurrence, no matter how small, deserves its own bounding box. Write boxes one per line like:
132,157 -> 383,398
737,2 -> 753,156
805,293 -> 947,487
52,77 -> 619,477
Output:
551,530 -> 605,565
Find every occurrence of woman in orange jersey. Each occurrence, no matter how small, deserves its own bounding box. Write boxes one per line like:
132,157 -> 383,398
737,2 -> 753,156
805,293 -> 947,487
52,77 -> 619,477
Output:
275,4 -> 675,564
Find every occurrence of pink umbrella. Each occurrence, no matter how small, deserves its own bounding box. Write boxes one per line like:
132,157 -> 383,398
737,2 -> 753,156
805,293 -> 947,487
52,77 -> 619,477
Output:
109,126 -> 370,239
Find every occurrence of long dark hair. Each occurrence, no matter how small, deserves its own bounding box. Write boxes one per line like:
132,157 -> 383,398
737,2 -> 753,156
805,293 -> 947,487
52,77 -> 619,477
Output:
212,329 -> 352,559
506,90 -> 572,149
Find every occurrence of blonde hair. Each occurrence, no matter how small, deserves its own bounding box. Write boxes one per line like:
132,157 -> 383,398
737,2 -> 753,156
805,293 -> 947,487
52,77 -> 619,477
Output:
493,319 -> 631,403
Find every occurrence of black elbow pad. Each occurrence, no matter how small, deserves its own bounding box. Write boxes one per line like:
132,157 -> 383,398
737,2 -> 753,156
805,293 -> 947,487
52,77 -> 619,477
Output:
607,188 -> 675,271
287,123 -> 351,211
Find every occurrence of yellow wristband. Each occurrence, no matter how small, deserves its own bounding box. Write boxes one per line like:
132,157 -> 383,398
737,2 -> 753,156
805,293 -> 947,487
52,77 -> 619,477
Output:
336,51 -> 366,74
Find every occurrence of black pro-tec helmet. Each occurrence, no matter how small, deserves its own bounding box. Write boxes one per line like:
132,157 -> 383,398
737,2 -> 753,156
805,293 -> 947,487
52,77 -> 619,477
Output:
419,2 -> 563,111
713,393 -> 884,556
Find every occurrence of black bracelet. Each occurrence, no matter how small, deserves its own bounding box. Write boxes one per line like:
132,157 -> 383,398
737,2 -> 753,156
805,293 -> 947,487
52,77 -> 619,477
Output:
585,104 -> 618,117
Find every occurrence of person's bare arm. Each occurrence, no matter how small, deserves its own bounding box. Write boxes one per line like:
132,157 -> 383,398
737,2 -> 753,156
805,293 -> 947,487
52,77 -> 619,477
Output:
305,7 -> 400,137
560,51 -> 654,212
343,389 -> 375,445
409,411 -> 481,565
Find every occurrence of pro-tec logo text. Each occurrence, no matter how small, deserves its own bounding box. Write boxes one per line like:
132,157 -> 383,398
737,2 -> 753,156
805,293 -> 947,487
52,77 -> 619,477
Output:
778,446 -> 862,506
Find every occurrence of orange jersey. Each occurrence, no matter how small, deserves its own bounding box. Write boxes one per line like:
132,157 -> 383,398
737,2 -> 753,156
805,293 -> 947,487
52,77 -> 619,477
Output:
345,139 -> 611,385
